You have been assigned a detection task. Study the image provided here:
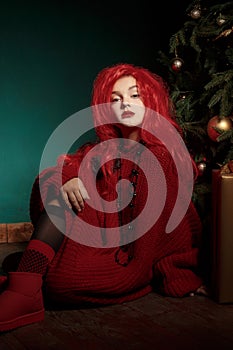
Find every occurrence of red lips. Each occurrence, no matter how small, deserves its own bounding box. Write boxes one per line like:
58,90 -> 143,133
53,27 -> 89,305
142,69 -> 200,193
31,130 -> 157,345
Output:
122,111 -> 135,118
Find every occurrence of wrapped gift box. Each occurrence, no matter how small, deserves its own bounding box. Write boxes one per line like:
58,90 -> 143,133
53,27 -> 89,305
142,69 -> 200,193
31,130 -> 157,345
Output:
211,169 -> 233,303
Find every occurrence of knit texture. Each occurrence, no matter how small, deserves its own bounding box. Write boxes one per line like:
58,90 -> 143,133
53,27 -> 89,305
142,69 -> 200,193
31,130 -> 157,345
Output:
30,142 -> 203,305
17,240 -> 55,275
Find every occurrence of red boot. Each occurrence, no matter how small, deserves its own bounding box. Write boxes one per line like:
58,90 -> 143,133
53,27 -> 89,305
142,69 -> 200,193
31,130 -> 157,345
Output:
0,272 -> 44,332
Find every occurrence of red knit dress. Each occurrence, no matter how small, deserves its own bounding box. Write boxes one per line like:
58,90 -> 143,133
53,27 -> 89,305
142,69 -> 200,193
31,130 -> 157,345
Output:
30,141 -> 203,305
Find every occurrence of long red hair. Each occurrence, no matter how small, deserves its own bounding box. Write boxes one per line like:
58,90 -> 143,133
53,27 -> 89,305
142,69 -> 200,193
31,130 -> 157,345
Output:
63,63 -> 197,180
91,62 -> 181,144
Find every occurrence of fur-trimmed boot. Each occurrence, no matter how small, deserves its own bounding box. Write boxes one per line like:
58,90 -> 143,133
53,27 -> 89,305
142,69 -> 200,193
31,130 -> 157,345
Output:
0,272 -> 44,332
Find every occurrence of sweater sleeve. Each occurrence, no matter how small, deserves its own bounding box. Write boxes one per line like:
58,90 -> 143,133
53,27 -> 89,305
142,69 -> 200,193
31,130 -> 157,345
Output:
58,142 -> 95,185
153,243 -> 203,297
29,143 -> 94,226
151,146 -> 204,297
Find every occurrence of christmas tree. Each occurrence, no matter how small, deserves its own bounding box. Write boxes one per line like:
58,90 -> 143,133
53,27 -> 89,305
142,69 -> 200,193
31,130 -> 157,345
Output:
157,0 -> 233,221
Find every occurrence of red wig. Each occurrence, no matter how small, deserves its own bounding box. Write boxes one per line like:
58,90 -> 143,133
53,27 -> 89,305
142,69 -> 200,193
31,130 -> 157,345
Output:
64,63 -> 197,180
91,62 -> 182,144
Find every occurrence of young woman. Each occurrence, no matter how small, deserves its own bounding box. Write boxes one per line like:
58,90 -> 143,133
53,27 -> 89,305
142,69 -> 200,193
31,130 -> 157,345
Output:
0,63 -> 207,332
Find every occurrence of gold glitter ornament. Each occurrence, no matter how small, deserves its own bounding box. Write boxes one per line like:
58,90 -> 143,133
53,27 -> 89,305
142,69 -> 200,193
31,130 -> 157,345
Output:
207,116 -> 233,142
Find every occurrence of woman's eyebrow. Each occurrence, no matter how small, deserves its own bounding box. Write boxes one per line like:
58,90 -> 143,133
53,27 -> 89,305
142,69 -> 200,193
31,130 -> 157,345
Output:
112,85 -> 138,94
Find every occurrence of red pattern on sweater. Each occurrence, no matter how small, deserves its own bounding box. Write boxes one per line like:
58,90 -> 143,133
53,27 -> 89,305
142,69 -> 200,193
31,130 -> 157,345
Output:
30,143 -> 203,305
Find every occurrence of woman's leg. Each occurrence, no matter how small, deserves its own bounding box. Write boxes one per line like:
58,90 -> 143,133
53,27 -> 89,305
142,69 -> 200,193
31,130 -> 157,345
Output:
17,201 -> 65,274
0,199 -> 66,332
2,200 -> 65,274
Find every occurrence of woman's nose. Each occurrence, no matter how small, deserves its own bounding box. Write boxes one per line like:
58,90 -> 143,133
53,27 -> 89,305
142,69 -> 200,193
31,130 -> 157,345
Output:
122,100 -> 131,108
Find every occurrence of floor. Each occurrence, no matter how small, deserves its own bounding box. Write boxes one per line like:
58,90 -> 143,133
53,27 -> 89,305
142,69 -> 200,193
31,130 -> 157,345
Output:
1,243 -> 233,350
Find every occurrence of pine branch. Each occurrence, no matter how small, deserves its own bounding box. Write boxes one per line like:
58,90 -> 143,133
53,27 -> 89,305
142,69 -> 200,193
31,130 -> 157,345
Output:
183,123 -> 207,141
217,128 -> 233,142
205,70 -> 233,90
155,0 -> 233,184
225,143 -> 233,161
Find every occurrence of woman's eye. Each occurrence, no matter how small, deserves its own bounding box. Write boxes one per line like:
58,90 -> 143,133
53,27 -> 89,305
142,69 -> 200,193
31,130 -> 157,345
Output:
131,93 -> 140,98
111,97 -> 121,102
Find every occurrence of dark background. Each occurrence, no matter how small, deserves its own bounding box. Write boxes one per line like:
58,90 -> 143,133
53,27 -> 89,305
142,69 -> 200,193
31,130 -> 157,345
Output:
0,0 -> 191,222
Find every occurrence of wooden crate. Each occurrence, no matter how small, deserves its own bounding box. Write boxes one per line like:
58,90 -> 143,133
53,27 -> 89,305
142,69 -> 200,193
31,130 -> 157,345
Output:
0,222 -> 33,244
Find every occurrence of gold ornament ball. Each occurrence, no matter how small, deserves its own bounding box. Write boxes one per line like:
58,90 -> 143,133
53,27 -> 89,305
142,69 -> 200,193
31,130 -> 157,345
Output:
190,8 -> 201,19
207,116 -> 233,142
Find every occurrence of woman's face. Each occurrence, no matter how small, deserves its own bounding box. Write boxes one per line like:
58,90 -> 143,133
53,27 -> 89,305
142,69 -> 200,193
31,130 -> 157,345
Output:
111,76 -> 145,128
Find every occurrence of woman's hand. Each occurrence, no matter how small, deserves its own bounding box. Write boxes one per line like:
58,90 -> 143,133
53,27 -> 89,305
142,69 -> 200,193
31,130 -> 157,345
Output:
60,177 -> 90,211
189,285 -> 209,297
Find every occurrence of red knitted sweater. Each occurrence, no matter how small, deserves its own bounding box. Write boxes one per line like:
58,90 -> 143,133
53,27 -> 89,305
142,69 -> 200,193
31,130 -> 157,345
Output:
30,141 -> 203,305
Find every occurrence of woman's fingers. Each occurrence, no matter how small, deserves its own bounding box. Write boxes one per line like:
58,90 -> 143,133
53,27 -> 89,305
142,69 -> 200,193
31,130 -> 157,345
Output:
71,189 -> 85,211
189,285 -> 209,297
196,285 -> 209,296
60,178 -> 90,211
78,178 -> 90,200
60,187 -> 72,209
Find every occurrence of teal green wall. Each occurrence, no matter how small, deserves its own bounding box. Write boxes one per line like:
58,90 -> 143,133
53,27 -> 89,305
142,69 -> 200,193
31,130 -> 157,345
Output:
0,1 -> 187,223
0,1 -> 143,222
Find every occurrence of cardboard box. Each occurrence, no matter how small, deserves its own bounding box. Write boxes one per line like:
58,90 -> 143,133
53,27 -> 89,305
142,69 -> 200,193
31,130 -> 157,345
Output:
211,169 -> 233,303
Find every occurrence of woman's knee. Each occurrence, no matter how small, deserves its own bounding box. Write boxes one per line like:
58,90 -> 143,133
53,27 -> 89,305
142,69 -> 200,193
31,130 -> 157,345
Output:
47,198 -> 62,207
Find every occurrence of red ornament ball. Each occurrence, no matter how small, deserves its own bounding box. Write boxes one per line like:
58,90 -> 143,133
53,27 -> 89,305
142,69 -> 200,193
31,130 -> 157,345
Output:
171,57 -> 184,72
207,116 -> 233,142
